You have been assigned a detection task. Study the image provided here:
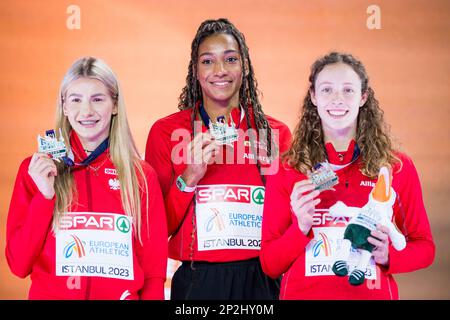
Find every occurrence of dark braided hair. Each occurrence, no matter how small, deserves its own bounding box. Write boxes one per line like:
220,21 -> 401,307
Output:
180,18 -> 277,266
178,18 -> 276,165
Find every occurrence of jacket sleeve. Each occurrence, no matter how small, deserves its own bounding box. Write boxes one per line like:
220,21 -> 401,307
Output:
5,158 -> 55,278
260,161 -> 312,279
145,120 -> 195,236
386,155 -> 435,274
277,122 -> 293,155
135,164 -> 168,300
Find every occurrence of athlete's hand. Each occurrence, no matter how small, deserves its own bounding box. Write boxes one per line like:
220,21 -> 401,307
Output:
290,179 -> 321,236
28,152 -> 58,199
368,224 -> 390,266
182,132 -> 220,187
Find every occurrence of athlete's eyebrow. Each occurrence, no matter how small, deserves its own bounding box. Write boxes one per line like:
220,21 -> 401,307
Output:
316,81 -> 357,86
67,93 -> 107,98
67,93 -> 83,97
199,49 -> 239,58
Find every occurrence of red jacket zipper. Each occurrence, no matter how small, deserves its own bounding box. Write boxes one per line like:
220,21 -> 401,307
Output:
84,168 -> 93,300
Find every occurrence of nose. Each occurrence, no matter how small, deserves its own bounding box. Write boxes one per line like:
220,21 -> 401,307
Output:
331,91 -> 344,106
79,100 -> 95,116
213,61 -> 227,76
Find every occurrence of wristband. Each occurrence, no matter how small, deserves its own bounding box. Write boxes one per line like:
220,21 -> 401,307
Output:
176,175 -> 196,192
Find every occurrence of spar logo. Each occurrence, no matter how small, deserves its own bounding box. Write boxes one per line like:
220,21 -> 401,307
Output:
116,216 -> 131,233
197,186 -> 251,204
60,214 -> 115,231
205,208 -> 225,233
252,187 -> 264,205
63,235 -> 86,258
312,233 -> 332,257
312,210 -> 350,227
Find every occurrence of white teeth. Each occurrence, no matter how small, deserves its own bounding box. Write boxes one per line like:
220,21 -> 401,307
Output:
213,81 -> 229,86
79,120 -> 97,125
328,110 -> 347,116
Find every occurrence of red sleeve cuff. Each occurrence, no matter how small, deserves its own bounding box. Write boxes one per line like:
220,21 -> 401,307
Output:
285,223 -> 312,253
169,179 -> 196,199
383,244 -> 397,274
140,277 -> 166,300
30,191 -> 55,222
166,181 -> 196,235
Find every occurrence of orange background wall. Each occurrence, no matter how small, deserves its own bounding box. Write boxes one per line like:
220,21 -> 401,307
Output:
0,0 -> 449,299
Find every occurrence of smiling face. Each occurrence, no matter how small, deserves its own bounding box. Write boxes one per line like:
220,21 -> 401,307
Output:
196,33 -> 244,109
63,77 -> 117,149
311,63 -> 367,137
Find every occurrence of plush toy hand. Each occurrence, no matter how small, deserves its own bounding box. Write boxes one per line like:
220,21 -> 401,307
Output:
368,224 -> 390,266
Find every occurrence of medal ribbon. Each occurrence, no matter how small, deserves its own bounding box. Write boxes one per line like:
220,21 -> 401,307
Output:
65,137 -> 109,168
323,143 -> 361,172
314,143 -> 361,172
198,103 -> 244,129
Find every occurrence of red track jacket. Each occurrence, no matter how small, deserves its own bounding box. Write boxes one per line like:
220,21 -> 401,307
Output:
145,106 -> 292,262
6,132 -> 168,300
261,141 -> 435,299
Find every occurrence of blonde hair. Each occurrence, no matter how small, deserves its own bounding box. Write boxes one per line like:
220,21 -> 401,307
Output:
54,56 -> 148,242
284,52 -> 400,178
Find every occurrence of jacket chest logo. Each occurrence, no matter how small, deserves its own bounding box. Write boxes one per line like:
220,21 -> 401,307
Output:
109,178 -> 120,190
360,181 -> 375,188
105,168 -> 117,175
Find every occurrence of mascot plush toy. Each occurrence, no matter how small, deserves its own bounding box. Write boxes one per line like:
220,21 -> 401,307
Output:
329,166 -> 406,285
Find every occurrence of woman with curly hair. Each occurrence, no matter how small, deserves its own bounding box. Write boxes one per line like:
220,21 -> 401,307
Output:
145,18 -> 291,300
260,52 -> 435,299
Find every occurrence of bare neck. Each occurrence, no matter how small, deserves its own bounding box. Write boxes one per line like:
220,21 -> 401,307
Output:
323,126 -> 356,152
203,99 -> 239,123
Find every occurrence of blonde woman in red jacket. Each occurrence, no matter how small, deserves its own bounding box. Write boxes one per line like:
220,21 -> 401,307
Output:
6,57 -> 168,299
260,52 -> 435,299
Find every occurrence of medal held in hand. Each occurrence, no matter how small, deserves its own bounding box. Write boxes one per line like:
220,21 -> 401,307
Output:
309,162 -> 339,191
37,129 -> 74,166
209,115 -> 239,146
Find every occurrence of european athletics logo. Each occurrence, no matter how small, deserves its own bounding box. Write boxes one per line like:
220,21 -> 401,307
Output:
205,208 -> 225,232
312,233 -> 332,257
63,235 -> 86,258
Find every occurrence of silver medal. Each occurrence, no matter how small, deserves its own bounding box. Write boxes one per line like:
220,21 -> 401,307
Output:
209,116 -> 238,146
37,128 -> 68,162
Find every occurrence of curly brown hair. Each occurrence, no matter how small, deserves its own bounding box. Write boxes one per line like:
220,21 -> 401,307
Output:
284,52 -> 400,178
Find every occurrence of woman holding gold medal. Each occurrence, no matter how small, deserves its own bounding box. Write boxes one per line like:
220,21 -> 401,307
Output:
145,18 -> 291,299
6,57 -> 168,299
